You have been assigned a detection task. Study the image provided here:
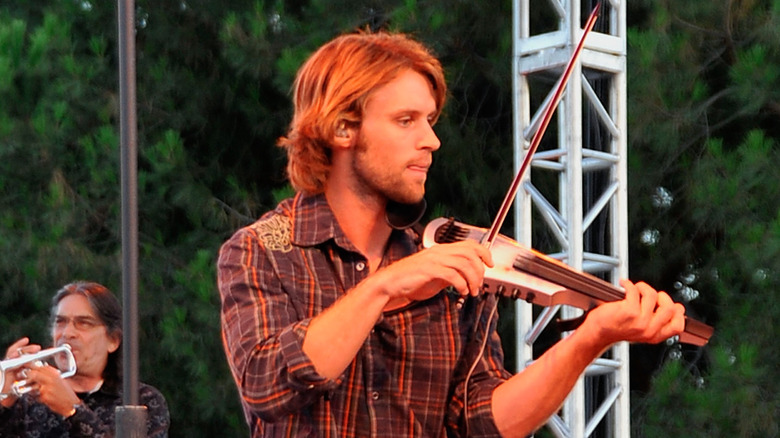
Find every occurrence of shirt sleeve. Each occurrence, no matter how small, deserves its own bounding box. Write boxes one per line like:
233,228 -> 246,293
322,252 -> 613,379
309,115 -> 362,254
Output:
65,402 -> 108,438
139,383 -> 170,438
1,396 -> 112,438
0,401 -> 24,436
217,226 -> 338,422
65,385 -> 168,438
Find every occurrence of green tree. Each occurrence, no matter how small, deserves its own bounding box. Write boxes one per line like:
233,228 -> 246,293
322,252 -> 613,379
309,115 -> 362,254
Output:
627,1 -> 779,436
0,2 -> 244,434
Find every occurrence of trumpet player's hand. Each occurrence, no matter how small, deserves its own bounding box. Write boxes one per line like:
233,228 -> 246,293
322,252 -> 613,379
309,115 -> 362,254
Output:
2,338 -> 42,406
23,364 -> 81,417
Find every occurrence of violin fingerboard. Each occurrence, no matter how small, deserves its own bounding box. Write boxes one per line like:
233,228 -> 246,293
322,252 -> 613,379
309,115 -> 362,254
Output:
512,250 -> 624,303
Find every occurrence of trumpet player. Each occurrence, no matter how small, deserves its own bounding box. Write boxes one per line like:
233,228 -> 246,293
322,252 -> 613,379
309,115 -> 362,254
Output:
0,281 -> 169,437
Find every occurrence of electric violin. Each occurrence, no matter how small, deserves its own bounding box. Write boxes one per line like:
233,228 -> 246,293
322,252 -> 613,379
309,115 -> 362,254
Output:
422,217 -> 714,346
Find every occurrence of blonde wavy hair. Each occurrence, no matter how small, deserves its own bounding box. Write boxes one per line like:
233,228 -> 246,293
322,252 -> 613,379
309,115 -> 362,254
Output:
277,31 -> 447,194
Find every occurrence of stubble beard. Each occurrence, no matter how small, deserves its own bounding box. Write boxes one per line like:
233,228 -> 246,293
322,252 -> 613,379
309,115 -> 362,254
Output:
351,132 -> 425,206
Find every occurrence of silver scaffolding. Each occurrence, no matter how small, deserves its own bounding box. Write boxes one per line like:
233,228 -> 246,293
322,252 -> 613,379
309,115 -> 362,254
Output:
512,1 -> 630,437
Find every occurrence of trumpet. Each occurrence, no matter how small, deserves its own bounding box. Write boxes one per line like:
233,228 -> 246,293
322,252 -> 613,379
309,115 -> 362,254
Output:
0,344 -> 77,397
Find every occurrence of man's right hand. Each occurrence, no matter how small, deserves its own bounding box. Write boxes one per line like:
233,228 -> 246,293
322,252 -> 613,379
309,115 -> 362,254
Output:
375,239 -> 494,305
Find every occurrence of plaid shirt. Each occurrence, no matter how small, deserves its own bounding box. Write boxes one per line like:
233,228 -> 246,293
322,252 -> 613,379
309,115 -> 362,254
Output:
218,192 -> 510,437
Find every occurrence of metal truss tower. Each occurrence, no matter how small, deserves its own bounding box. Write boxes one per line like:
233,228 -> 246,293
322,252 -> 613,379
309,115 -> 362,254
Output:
511,1 -> 629,437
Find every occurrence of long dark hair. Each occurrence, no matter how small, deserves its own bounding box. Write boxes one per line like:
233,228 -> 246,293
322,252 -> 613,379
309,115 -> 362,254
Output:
50,281 -> 123,390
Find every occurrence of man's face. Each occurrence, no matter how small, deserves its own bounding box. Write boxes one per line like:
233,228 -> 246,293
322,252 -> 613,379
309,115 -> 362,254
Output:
51,294 -> 119,379
350,69 -> 441,205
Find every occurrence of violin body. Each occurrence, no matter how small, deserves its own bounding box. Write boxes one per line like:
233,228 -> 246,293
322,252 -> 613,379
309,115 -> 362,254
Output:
422,217 -> 714,346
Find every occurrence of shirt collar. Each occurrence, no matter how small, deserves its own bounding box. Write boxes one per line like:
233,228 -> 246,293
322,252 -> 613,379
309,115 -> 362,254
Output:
288,191 -> 420,261
289,191 -> 353,250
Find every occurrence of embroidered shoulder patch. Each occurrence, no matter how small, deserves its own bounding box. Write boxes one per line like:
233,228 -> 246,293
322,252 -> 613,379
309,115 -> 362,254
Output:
251,215 -> 293,253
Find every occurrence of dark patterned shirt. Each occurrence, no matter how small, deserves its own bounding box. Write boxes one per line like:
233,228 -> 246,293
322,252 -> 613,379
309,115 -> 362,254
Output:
218,192 -> 511,437
0,381 -> 169,438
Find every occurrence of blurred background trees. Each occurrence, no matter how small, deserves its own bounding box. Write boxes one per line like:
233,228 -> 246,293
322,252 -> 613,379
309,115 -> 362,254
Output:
626,1 -> 778,436
0,1 -> 776,436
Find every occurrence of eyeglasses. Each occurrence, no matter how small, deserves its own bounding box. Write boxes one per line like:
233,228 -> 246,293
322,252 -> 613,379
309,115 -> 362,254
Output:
53,316 -> 105,331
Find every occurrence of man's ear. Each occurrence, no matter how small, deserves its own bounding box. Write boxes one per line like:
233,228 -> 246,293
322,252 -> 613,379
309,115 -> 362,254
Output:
332,121 -> 354,148
107,332 -> 121,354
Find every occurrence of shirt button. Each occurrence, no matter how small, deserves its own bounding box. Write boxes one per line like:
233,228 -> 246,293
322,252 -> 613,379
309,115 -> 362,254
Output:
371,391 -> 380,400
356,262 -> 366,271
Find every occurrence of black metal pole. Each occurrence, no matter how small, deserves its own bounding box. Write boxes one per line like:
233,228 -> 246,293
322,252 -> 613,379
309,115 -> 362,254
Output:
116,0 -> 147,435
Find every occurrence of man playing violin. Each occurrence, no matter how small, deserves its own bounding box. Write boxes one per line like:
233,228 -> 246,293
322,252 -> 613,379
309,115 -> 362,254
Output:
217,30 -> 686,437
0,281 -> 169,437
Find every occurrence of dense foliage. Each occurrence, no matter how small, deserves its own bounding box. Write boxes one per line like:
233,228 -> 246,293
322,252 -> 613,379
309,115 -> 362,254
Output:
626,1 -> 778,436
0,1 -> 776,437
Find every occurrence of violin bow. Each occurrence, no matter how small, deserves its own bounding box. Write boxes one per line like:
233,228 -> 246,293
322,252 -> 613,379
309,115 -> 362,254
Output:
481,2 -> 601,248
